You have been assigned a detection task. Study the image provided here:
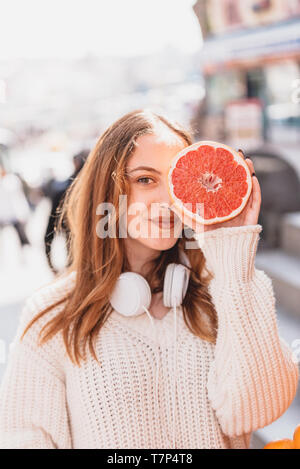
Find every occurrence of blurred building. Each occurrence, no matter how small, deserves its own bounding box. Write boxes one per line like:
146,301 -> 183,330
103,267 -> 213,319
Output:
192,0 -> 300,158
194,0 -> 300,36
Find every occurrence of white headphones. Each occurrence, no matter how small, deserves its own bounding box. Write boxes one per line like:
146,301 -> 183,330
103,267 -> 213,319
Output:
109,263 -> 190,317
109,254 -> 191,449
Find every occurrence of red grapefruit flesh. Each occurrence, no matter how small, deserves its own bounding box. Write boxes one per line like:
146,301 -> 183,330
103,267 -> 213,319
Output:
168,141 -> 252,225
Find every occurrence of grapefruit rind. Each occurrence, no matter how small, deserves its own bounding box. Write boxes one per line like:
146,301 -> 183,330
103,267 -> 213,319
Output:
168,140 -> 253,225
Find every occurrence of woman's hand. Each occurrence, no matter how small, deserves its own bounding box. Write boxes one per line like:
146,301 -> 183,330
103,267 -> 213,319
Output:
171,151 -> 262,234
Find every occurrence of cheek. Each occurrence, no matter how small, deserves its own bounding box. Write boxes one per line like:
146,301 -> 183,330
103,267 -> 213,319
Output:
128,185 -> 153,204
127,187 -> 153,223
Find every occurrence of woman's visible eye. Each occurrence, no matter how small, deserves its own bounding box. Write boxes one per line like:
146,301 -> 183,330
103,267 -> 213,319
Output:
136,177 -> 155,185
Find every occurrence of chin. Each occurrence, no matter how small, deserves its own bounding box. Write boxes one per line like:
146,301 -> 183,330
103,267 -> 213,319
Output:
126,219 -> 183,252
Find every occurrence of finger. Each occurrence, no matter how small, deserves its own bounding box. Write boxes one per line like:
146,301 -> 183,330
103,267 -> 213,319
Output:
238,149 -> 246,159
251,173 -> 261,209
247,186 -> 253,208
245,158 -> 254,172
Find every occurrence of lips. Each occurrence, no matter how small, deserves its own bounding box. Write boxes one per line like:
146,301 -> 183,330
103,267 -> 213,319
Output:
150,214 -> 175,228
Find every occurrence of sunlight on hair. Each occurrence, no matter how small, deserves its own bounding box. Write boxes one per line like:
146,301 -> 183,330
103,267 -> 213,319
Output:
154,123 -> 188,147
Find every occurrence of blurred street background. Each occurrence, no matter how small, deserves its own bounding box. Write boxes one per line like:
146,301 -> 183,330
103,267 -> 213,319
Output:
0,0 -> 300,449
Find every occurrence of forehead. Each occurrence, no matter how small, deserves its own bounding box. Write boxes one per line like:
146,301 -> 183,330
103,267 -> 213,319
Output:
127,131 -> 187,170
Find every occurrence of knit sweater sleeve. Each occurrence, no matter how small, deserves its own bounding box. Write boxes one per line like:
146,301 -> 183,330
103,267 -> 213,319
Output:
0,279 -> 73,449
196,224 -> 299,438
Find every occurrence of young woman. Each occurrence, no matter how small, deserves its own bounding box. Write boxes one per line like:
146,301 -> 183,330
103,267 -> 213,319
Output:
0,109 -> 298,449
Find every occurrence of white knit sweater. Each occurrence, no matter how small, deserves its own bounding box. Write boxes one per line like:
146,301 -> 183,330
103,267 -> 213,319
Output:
0,224 -> 298,449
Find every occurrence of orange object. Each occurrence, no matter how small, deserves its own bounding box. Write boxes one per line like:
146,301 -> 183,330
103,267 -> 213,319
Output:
293,425 -> 300,449
168,141 -> 252,226
264,424 -> 300,449
264,439 -> 295,449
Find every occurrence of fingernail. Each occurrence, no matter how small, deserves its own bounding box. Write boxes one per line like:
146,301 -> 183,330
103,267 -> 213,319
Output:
238,149 -> 246,158
252,172 -> 256,177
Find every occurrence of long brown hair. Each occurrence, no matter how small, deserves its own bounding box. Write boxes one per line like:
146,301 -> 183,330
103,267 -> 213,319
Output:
21,109 -> 218,366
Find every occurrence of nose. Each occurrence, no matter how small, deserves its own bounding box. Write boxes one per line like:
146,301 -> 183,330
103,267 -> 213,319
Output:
156,181 -> 173,210
148,184 -> 173,220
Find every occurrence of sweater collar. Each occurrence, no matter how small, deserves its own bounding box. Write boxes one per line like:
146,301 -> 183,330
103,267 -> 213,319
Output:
108,305 -> 187,347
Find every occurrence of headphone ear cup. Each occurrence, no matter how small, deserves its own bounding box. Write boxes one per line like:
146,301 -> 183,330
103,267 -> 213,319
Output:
163,263 -> 190,308
163,263 -> 175,308
110,272 -> 151,317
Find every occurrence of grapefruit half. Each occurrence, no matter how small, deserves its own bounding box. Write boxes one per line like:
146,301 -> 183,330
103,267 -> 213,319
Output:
168,141 -> 253,225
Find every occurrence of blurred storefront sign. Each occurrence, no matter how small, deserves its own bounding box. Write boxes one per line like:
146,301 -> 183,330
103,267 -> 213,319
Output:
200,17 -> 300,73
194,0 -> 300,38
225,98 -> 264,150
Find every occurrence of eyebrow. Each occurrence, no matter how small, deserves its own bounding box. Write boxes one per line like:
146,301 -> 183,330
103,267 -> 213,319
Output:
127,166 -> 162,175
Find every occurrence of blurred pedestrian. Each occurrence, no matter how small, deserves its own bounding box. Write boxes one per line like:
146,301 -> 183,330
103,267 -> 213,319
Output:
0,164 -> 31,260
43,149 -> 89,274
15,171 -> 39,211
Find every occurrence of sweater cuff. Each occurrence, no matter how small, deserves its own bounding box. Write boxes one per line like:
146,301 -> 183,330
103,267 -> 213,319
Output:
194,224 -> 263,284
